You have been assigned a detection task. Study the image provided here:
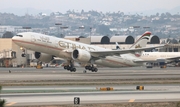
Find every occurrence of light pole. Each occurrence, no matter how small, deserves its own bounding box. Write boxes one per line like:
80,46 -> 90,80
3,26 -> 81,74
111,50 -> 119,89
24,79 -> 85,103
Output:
79,26 -> 85,36
90,27 -> 92,44
143,27 -> 150,31
22,26 -> 31,32
55,23 -> 62,38
60,26 -> 68,38
133,26 -> 140,41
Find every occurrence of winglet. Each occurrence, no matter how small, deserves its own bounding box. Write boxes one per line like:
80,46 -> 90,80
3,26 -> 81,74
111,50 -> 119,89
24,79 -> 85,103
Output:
115,42 -> 121,50
166,40 -> 170,44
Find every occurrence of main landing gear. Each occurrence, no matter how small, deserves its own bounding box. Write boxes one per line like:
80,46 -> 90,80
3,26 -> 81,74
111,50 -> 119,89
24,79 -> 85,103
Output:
84,65 -> 98,73
63,60 -> 76,72
64,65 -> 76,72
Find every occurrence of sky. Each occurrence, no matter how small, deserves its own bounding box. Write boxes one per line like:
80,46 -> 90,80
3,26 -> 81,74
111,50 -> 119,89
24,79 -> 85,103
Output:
0,0 -> 180,15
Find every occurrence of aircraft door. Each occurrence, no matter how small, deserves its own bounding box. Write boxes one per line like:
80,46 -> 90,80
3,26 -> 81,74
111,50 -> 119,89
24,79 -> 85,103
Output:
31,35 -> 36,42
55,40 -> 59,48
122,56 -> 128,64
30,35 -> 39,51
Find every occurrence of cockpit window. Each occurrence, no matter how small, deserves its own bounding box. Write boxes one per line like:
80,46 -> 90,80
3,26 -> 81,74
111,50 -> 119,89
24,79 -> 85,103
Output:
16,35 -> 23,37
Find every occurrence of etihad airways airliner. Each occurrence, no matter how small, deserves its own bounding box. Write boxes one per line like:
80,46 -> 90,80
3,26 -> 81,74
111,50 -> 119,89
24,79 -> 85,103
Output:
12,31 -> 164,72
116,42 -> 180,68
140,52 -> 180,66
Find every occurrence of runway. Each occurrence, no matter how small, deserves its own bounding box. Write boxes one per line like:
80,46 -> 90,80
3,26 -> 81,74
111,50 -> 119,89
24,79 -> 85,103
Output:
0,67 -> 180,106
0,67 -> 180,81
2,91 -> 180,106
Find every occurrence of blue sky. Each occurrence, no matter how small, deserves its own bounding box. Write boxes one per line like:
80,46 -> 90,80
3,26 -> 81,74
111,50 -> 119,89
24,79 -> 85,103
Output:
0,0 -> 180,15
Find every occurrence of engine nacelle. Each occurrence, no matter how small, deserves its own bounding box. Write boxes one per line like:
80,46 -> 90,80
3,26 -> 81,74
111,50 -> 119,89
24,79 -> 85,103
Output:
34,52 -> 54,63
72,49 -> 91,62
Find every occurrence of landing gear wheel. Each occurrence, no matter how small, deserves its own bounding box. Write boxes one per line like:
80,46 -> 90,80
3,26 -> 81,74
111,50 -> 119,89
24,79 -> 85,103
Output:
84,65 -> 98,73
73,68 -> 76,72
85,66 -> 89,70
91,68 -> 95,72
70,68 -> 73,72
70,67 -> 76,72
67,66 -> 70,70
94,68 -> 98,72
64,66 -> 67,69
91,67 -> 98,72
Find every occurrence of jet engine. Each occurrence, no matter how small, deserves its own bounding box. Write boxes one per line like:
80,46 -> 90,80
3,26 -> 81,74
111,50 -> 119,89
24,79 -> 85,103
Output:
34,52 -> 54,63
72,49 -> 91,62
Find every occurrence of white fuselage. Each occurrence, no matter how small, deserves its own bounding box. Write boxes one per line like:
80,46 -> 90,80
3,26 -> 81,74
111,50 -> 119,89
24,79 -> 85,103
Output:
140,52 -> 180,62
12,32 -> 145,67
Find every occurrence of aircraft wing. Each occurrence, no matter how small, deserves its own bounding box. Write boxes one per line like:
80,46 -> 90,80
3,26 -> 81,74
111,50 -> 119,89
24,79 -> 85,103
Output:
90,44 -> 165,57
165,56 -> 180,60
134,56 -> 180,63
133,60 -> 157,63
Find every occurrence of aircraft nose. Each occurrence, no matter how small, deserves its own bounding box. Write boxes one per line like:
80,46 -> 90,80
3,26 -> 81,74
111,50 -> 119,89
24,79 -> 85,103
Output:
12,35 -> 24,43
12,36 -> 18,41
12,34 -> 24,41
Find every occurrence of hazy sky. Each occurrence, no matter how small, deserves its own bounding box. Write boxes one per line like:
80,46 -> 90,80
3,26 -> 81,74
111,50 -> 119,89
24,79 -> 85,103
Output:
0,0 -> 180,13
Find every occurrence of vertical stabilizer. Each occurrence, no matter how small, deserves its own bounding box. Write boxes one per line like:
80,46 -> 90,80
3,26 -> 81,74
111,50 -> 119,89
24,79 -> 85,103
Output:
130,31 -> 151,49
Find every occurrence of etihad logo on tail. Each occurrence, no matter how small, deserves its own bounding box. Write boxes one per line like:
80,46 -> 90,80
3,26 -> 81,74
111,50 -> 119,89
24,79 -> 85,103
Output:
142,31 -> 151,37
141,31 -> 151,40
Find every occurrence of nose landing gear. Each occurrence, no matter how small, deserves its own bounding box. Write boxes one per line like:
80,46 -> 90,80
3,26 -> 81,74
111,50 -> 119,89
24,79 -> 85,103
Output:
21,48 -> 26,57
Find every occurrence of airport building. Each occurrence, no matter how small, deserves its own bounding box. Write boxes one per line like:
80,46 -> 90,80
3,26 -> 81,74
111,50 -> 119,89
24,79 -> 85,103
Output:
0,38 -> 38,67
0,34 -> 180,67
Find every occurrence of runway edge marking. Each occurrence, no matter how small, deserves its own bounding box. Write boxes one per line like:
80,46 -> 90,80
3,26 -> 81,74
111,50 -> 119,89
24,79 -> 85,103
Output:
128,99 -> 135,102
6,102 -> 17,106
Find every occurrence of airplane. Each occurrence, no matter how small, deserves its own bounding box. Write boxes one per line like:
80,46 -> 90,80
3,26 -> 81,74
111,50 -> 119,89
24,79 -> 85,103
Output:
115,41 -> 180,68
140,52 -> 180,68
12,31 -> 164,73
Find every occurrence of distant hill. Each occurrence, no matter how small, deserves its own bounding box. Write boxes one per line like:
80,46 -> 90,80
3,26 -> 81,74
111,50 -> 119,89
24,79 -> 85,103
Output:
0,6 -> 180,16
125,6 -> 180,16
0,7 -> 52,16
170,6 -> 180,14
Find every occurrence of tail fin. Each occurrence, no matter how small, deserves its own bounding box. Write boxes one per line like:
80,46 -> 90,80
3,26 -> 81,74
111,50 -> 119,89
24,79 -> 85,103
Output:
130,31 -> 151,49
115,42 -> 121,50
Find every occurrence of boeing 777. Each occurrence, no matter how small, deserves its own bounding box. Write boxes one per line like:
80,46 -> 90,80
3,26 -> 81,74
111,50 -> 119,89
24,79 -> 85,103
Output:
12,31 -> 164,72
